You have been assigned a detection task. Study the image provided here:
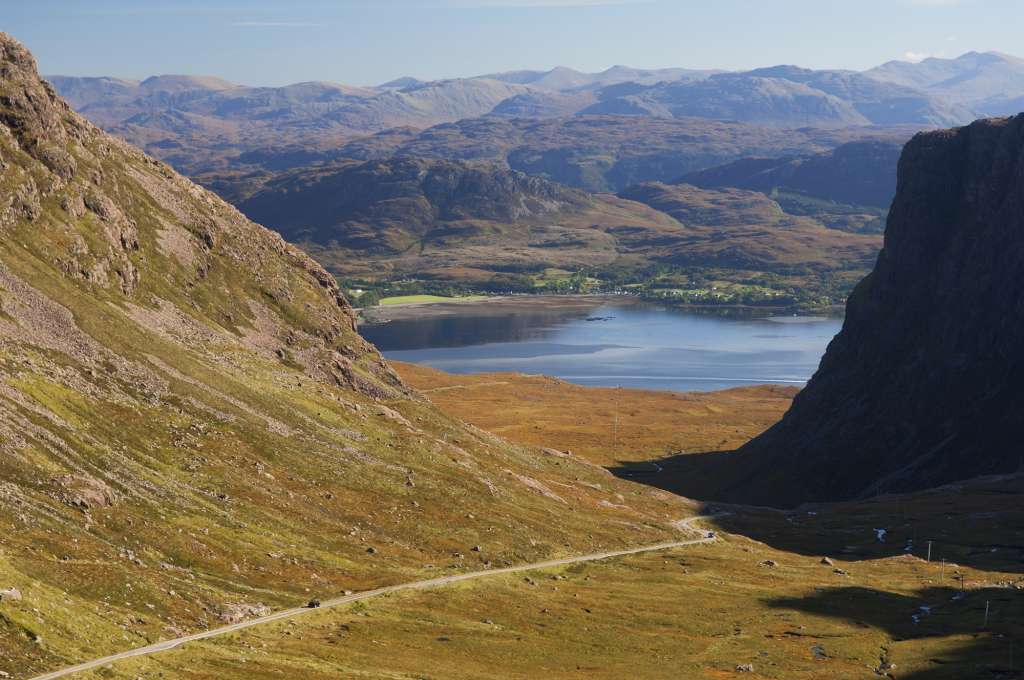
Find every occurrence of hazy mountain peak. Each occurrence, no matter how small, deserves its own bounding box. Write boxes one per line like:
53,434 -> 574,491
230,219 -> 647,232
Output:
866,49 -> 1024,113
378,76 -> 426,89
744,64 -> 816,78
139,74 -> 238,92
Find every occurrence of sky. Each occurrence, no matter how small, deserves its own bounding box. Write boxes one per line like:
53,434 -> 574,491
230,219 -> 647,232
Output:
3,0 -> 1021,86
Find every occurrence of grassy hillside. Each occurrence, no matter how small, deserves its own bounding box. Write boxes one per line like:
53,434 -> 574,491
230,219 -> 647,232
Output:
87,505 -> 1024,680
0,34 -> 698,677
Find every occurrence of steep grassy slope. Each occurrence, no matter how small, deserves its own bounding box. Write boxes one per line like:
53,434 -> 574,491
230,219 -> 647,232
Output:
0,34 -> 695,678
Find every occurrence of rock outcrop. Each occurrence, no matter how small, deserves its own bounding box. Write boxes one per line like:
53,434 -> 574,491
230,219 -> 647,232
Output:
0,31 -> 405,398
729,115 -> 1024,506
0,588 -> 22,603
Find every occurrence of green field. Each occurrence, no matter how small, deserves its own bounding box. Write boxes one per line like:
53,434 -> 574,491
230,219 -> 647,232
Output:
378,294 -> 489,306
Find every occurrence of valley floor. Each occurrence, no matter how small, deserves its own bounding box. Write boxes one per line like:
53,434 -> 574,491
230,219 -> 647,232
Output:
393,362 -> 795,467
69,481 -> 1024,680
53,368 -> 1024,679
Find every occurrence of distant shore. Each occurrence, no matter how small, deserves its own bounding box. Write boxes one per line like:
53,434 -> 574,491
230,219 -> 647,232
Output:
357,294 -> 637,325
357,293 -> 844,325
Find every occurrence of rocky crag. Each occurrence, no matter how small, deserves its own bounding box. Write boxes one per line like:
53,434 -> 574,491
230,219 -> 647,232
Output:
729,114 -> 1024,506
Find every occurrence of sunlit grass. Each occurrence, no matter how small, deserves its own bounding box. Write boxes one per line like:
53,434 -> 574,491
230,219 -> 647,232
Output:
378,294 -> 489,306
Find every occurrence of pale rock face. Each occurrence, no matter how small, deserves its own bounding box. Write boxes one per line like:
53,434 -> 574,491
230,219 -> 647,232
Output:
54,474 -> 118,510
0,588 -> 22,602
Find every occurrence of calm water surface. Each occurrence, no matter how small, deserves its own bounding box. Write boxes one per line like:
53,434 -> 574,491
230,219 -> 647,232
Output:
360,302 -> 842,392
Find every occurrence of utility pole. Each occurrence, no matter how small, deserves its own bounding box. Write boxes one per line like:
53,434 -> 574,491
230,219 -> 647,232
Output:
940,558 -> 946,581
927,541 -> 933,563
984,600 -> 990,629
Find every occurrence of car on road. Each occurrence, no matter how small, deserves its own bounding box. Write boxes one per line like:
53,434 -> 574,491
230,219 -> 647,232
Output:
307,598 -> 321,608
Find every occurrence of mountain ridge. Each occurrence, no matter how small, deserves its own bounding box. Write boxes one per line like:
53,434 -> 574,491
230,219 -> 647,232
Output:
226,154 -> 881,303
866,50 -> 1024,115
47,51 -> 1018,181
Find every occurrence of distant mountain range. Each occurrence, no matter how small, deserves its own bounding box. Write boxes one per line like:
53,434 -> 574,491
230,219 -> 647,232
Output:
867,51 -> 1024,115
48,52 -> 1024,179
208,116 -> 910,198
43,52 -> 1022,310
502,65 -> 973,128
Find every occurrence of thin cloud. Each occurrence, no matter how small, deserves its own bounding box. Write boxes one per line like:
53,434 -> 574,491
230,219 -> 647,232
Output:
904,51 -> 946,62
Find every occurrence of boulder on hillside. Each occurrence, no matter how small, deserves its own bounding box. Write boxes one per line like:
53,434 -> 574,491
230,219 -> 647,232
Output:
218,602 -> 271,624
53,474 -> 118,510
0,588 -> 22,603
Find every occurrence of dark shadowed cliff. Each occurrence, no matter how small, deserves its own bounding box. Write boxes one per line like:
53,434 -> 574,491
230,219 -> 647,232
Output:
715,115 -> 1024,506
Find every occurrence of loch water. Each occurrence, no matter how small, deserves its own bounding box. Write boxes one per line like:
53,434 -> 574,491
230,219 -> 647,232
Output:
360,302 -> 842,393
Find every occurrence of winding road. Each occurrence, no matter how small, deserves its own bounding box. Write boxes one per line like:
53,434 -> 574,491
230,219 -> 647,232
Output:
31,516 -> 717,679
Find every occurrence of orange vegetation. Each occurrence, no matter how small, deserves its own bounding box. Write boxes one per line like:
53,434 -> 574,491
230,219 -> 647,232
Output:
393,362 -> 795,467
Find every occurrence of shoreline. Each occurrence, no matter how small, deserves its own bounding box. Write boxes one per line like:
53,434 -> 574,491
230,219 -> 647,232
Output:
357,293 -> 844,325
357,294 -> 639,324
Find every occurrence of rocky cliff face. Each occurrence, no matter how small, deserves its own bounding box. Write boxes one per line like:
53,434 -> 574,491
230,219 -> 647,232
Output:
730,114 -> 1024,506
